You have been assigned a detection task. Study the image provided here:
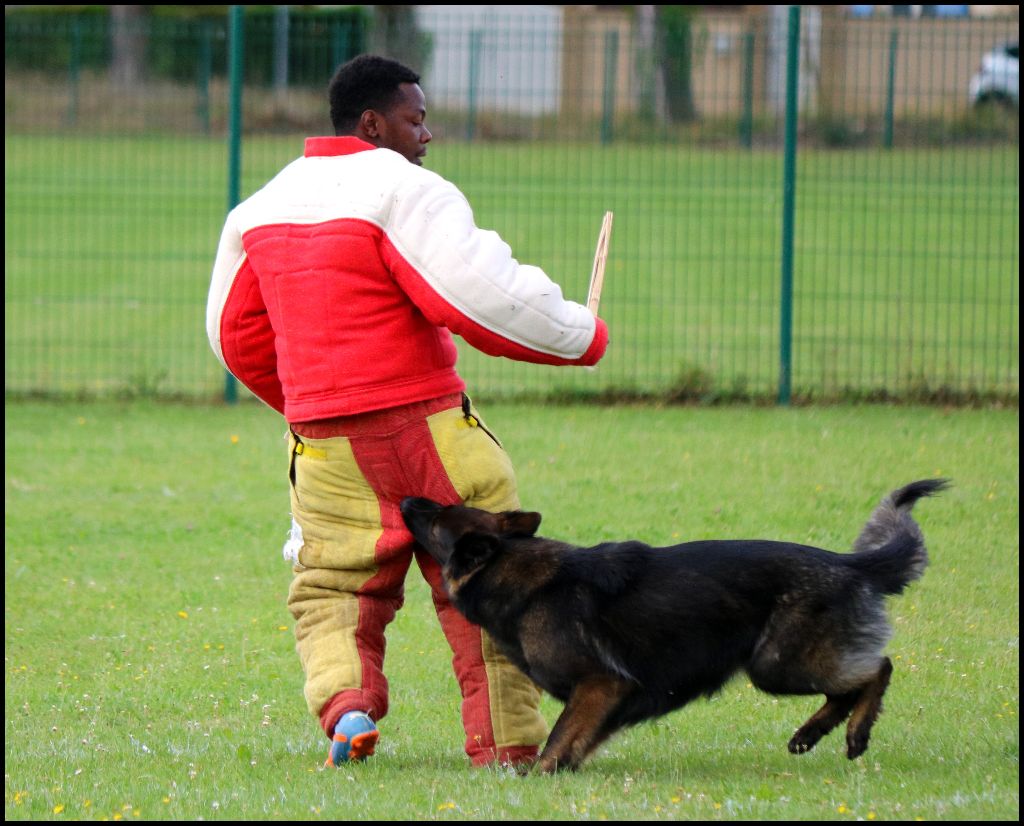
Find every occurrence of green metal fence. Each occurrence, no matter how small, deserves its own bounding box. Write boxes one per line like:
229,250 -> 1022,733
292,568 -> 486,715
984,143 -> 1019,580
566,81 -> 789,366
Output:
5,6 -> 1019,404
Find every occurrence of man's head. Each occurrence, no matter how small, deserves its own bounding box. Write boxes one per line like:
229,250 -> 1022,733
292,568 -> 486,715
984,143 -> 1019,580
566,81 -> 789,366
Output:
329,54 -> 432,166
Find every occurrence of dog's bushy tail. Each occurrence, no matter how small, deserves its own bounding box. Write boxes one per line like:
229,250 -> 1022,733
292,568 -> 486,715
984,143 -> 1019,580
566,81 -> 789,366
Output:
847,479 -> 950,595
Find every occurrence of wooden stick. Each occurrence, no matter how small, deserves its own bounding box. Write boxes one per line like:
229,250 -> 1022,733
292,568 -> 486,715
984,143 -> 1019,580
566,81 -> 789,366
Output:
586,211 -> 614,316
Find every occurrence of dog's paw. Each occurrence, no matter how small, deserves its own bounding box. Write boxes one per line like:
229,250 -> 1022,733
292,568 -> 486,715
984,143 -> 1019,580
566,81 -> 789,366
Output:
788,733 -> 817,755
788,723 -> 828,755
537,754 -> 578,774
845,732 -> 870,760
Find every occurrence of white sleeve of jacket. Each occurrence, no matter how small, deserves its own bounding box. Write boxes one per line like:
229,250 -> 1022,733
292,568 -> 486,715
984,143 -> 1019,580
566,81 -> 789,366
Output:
383,169 -> 600,361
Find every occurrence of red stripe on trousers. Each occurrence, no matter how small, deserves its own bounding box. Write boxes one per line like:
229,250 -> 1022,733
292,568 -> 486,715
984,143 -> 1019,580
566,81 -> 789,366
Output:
315,409 -> 498,763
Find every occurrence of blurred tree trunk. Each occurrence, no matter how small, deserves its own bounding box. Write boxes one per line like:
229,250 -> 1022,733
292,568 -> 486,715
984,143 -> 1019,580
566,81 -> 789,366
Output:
635,5 -> 667,122
110,5 -> 147,88
657,5 -> 699,123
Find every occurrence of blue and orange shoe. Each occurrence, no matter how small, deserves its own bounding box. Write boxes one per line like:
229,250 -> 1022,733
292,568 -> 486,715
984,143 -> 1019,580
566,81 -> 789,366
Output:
325,711 -> 379,766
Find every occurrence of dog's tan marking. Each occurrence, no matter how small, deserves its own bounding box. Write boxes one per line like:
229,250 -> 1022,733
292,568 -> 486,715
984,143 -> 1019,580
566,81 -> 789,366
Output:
845,657 -> 893,759
443,546 -> 559,602
788,692 -> 859,754
538,675 -> 633,773
443,569 -> 473,599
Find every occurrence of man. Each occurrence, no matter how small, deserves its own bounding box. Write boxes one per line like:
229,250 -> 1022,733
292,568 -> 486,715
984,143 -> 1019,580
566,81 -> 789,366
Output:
207,54 -> 608,769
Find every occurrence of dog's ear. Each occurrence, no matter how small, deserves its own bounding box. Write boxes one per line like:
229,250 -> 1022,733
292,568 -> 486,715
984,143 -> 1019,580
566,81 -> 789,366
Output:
500,510 -> 542,537
450,531 -> 503,575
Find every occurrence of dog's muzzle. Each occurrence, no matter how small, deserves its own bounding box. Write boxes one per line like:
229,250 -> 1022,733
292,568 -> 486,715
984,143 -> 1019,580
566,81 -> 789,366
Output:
400,496 -> 443,539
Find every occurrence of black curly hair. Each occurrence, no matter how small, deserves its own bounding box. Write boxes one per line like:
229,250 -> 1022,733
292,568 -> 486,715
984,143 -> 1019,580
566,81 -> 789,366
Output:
329,54 -> 421,134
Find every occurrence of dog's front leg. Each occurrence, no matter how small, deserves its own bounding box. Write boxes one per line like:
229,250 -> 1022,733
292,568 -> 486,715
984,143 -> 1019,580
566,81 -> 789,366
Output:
538,675 -> 633,773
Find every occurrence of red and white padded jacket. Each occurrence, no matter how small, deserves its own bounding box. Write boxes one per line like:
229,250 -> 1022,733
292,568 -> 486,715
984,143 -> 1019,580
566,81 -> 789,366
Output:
207,136 -> 608,422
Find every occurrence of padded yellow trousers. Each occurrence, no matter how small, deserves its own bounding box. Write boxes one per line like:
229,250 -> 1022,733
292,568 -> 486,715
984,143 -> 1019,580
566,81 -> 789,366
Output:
284,393 -> 546,765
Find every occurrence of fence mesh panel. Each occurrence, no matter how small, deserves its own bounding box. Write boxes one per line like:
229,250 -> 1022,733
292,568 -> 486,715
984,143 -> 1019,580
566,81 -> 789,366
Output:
5,7 -> 1018,403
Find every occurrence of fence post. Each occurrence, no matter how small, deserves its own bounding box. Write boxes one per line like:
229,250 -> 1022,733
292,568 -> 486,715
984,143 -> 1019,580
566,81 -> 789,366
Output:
600,29 -> 619,145
224,5 -> 244,405
331,20 -> 350,70
778,5 -> 800,406
883,28 -> 898,149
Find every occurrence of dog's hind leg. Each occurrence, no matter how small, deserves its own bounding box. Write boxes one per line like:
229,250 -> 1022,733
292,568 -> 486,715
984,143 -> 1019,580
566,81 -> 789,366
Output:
538,675 -> 633,773
788,693 -> 859,755
845,657 -> 893,759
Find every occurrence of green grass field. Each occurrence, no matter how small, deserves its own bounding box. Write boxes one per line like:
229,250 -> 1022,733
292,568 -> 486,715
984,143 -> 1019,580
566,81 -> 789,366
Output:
5,399 -> 1018,820
4,135 -> 1019,401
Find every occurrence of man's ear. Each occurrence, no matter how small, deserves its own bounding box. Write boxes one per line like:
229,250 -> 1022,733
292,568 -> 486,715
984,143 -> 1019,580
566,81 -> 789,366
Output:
359,108 -> 382,139
501,511 -> 541,537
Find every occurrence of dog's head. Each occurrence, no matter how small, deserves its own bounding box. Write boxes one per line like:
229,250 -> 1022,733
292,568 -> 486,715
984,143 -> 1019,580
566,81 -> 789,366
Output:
400,497 -> 542,594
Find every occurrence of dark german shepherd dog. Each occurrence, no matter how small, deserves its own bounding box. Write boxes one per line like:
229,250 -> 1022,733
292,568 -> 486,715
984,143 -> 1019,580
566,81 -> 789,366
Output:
401,479 -> 947,773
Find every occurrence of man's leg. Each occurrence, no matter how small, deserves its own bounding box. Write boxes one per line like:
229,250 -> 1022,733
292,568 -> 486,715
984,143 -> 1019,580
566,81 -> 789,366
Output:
418,402 -> 548,766
284,431 -> 412,748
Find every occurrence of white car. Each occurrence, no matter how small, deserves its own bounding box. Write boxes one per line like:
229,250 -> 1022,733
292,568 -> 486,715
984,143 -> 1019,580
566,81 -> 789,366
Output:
970,42 -> 1019,107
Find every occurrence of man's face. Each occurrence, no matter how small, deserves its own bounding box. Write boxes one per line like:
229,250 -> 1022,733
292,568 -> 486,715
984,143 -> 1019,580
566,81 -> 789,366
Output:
374,83 -> 432,165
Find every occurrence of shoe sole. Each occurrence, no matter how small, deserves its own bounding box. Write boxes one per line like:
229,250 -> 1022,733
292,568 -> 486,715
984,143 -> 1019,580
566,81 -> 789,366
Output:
348,729 -> 379,761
